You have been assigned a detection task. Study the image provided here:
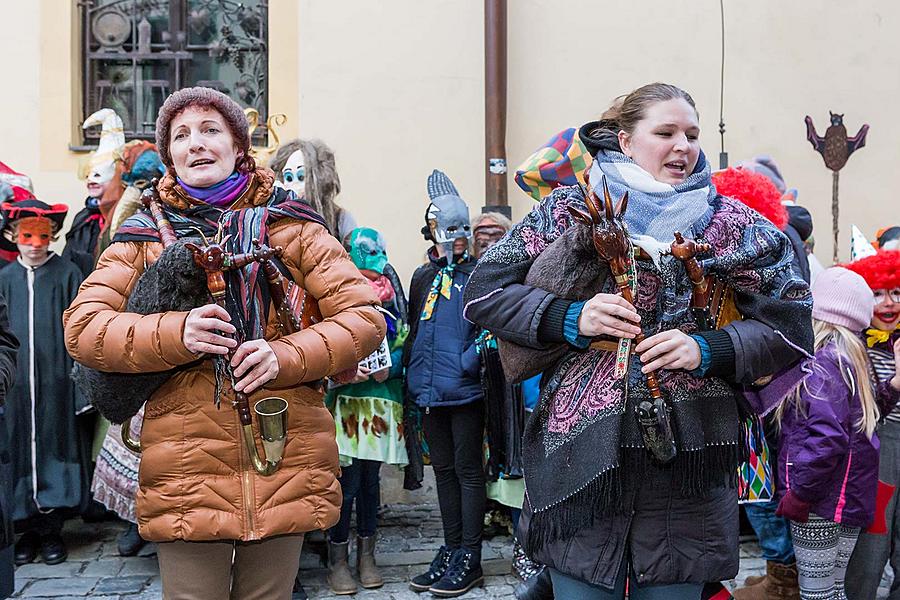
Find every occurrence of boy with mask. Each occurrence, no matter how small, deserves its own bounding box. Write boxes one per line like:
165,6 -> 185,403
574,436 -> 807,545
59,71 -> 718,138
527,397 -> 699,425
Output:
0,200 -> 86,566
405,170 -> 485,597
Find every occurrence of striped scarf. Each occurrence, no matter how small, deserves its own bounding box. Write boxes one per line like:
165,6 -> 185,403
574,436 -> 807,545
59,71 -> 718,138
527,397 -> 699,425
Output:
115,186 -> 325,343
420,252 -> 468,321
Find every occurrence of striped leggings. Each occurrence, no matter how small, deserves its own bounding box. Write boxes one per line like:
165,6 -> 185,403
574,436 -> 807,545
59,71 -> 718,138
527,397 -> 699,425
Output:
790,515 -> 860,600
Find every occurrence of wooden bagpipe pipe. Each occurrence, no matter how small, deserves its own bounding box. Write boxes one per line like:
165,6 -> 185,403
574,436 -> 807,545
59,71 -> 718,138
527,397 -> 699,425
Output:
574,173 -> 740,464
120,179 -> 322,475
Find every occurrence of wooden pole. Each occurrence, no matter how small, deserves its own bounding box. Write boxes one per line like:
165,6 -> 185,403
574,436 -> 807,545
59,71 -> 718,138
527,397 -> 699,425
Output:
832,170 -> 840,264
484,0 -> 510,218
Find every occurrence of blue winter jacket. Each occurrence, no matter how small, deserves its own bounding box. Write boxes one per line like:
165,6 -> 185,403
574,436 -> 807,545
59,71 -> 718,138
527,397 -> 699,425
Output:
404,252 -> 482,408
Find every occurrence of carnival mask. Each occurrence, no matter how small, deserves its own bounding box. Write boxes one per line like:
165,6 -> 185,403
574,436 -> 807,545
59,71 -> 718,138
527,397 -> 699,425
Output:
473,219 -> 507,257
15,217 -> 52,248
83,108 -> 125,188
425,195 -> 472,251
347,228 -> 388,274
279,149 -> 306,199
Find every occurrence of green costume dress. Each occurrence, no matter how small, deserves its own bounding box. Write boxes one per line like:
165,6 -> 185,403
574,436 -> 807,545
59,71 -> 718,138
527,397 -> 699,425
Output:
326,228 -> 408,466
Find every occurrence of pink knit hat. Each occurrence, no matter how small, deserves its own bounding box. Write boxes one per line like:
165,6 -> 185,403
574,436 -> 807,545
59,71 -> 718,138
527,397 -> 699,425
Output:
811,267 -> 875,331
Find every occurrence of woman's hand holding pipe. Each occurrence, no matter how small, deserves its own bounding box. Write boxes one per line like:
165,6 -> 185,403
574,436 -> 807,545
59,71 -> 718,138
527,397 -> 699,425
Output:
231,339 -> 280,394
635,329 -> 701,374
183,304 -> 238,355
577,293 -> 642,338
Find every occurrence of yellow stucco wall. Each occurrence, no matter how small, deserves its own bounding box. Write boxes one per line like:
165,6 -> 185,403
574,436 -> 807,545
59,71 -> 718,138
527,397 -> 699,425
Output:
0,1 -> 896,279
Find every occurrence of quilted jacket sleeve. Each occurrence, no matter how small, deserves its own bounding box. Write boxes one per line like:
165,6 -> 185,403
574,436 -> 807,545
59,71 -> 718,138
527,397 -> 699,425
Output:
785,351 -> 850,504
63,241 -> 197,372
268,221 -> 385,387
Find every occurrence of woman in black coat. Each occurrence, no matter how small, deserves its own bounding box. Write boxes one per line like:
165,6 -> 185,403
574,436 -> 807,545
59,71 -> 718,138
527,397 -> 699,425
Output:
463,83 -> 812,598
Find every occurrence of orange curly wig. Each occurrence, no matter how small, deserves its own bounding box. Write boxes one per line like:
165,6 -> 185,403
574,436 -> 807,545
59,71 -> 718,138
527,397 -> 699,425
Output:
845,250 -> 900,291
712,167 -> 789,231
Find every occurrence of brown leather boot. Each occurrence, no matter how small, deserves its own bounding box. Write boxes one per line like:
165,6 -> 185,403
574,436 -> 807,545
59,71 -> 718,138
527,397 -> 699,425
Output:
327,540 -> 358,595
743,573 -> 766,587
356,535 -> 384,589
767,561 -> 801,600
733,576 -> 767,600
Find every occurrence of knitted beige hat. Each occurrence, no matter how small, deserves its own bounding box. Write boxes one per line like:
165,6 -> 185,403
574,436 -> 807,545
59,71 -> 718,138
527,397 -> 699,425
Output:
155,87 -> 253,172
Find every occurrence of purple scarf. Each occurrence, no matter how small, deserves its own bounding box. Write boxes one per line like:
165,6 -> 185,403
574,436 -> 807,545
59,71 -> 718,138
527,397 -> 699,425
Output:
177,171 -> 249,207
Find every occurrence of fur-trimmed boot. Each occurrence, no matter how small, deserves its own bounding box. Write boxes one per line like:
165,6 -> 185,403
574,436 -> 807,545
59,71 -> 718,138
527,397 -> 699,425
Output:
356,535 -> 383,589
767,561 -> 800,600
732,575 -> 767,600
734,561 -> 799,600
326,540 -> 357,595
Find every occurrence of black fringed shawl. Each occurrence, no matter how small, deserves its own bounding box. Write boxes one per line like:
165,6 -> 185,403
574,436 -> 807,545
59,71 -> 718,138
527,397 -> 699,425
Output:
465,184 -> 812,553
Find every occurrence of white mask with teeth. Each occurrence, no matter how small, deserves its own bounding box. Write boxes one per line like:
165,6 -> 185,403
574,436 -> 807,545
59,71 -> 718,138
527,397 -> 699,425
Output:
278,150 -> 306,199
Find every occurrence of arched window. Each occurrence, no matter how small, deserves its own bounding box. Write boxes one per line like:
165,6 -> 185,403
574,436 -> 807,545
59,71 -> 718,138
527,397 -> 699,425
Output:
81,0 -> 268,143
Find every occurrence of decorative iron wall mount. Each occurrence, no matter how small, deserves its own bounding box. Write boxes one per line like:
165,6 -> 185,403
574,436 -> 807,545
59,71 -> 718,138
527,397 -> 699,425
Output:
81,0 -> 268,144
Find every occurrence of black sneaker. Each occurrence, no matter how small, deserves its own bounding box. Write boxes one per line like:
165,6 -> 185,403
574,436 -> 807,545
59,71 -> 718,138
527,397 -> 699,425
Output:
429,548 -> 484,597
409,545 -> 454,592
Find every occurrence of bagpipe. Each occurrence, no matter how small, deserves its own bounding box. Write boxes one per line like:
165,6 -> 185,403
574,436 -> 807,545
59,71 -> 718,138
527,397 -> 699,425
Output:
104,179 -> 321,475
572,172 -> 743,466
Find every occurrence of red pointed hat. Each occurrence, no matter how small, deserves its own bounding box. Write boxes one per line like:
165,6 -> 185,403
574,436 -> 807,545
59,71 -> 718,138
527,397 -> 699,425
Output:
845,250 -> 900,291
712,167 -> 789,231
0,162 -> 35,201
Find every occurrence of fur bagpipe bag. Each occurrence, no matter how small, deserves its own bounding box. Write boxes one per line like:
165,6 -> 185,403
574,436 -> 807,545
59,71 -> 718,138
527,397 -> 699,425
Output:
468,151 -> 812,549
72,177 -> 326,424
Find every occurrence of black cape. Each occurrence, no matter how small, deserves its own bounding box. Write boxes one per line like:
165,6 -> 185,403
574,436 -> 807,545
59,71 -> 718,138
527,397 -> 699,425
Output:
0,255 -> 89,521
61,199 -> 103,280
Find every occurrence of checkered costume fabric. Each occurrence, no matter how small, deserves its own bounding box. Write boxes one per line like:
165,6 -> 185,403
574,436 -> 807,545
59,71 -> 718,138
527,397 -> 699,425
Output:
514,127 -> 591,201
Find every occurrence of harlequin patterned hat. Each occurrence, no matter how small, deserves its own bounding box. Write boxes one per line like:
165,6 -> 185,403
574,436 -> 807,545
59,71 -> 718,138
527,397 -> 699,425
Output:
514,128 -> 591,201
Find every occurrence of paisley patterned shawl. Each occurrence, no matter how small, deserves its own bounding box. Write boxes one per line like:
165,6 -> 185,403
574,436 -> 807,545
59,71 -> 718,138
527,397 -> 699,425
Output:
468,183 -> 812,551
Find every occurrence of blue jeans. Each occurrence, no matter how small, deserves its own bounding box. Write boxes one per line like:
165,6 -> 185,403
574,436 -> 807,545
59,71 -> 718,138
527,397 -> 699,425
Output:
744,500 -> 795,564
329,458 -> 381,543
550,568 -> 703,599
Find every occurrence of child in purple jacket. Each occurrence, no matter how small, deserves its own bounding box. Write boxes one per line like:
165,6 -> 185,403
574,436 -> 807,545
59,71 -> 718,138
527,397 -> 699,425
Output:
772,267 -> 900,600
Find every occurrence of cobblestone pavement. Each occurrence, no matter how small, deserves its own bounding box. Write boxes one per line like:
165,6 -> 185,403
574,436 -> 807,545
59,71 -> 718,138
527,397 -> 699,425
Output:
10,503 -> 893,599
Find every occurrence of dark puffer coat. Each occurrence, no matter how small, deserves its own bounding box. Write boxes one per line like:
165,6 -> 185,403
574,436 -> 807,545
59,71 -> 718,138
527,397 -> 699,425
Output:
0,298 -> 18,600
404,251 -> 482,408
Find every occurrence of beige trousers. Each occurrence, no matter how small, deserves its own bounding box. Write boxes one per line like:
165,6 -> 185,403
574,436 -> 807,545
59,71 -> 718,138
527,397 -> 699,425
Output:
157,534 -> 304,600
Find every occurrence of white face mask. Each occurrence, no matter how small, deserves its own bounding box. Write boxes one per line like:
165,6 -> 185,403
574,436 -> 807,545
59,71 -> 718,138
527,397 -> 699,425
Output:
87,161 -> 116,185
279,150 -> 306,198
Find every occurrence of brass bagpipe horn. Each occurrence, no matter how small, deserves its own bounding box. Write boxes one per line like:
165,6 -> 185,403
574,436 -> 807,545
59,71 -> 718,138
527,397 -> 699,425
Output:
121,180 -> 304,475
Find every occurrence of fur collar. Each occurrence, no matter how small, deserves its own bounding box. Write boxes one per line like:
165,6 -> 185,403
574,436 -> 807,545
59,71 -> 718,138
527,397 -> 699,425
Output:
158,167 -> 276,210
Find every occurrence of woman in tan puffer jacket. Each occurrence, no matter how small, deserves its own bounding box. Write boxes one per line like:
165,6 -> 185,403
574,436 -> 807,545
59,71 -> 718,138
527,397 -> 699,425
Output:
63,87 -> 385,600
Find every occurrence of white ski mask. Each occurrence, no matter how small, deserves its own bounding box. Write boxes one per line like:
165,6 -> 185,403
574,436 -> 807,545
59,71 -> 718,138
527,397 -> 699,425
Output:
279,149 -> 306,198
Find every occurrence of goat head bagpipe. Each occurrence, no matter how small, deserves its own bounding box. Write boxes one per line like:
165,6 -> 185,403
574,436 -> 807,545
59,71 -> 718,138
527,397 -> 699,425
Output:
499,174 -> 744,466
73,179 -> 324,427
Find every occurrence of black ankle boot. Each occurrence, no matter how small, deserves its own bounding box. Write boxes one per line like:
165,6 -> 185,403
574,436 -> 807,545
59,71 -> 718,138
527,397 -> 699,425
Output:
14,531 -> 39,566
117,523 -> 146,557
429,548 -> 484,597
409,545 -> 454,592
514,568 -> 554,600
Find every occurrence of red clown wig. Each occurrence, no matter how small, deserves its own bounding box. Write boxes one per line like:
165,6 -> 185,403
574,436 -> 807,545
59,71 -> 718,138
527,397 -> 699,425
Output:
712,167 -> 789,231
845,250 -> 900,291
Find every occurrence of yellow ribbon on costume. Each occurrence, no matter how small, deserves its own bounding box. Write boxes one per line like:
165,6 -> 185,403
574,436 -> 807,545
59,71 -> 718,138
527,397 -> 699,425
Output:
867,328 -> 893,348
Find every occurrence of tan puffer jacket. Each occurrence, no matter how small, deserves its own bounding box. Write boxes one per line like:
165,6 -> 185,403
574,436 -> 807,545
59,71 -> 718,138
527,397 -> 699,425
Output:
63,170 -> 386,542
